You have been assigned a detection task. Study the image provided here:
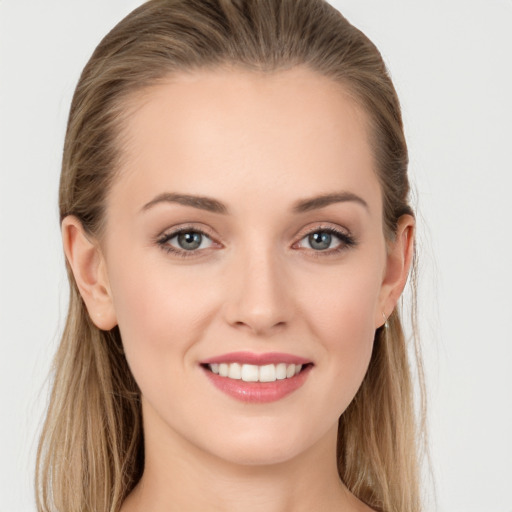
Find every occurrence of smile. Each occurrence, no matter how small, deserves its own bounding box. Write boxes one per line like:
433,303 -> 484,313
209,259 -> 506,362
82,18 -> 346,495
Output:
207,362 -> 303,382
200,352 -> 313,403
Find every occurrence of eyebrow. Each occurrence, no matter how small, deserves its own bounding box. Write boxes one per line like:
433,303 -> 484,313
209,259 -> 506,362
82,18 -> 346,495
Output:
292,192 -> 368,213
140,190 -> 368,215
141,192 -> 228,214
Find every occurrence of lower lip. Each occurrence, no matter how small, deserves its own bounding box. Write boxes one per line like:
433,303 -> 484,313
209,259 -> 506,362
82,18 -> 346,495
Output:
202,365 -> 312,403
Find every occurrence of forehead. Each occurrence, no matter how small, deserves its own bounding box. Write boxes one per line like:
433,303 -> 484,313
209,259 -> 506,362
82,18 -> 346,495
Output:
110,66 -> 381,217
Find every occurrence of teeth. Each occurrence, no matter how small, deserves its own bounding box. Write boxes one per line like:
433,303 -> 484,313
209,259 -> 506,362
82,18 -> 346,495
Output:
241,364 -> 259,382
208,362 -> 304,382
219,363 -> 229,377
276,363 -> 287,380
228,362 -> 242,379
259,364 -> 276,382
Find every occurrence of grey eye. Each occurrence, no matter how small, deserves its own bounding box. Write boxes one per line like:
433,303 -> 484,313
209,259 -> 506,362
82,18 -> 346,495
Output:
296,229 -> 348,252
308,232 -> 333,251
167,231 -> 213,251
177,232 -> 203,250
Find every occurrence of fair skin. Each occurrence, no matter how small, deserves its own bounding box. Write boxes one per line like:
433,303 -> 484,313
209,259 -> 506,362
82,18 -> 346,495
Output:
63,67 -> 414,512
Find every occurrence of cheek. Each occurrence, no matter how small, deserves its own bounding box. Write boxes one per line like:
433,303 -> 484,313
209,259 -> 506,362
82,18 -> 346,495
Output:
107,256 -> 220,375
106,259 -> 225,432
299,260 -> 382,403
303,259 -> 382,341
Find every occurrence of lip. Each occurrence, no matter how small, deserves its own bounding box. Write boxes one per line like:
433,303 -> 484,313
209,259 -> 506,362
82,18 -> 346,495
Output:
200,351 -> 311,366
200,352 -> 313,403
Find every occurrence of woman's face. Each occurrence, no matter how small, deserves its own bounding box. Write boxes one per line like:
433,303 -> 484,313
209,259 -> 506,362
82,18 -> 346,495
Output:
96,67 -> 402,465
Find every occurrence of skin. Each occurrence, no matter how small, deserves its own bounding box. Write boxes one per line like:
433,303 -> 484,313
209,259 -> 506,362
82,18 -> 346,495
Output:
63,67 -> 414,512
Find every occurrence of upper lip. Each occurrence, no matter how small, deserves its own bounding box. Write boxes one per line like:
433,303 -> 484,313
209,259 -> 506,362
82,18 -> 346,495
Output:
200,351 -> 312,366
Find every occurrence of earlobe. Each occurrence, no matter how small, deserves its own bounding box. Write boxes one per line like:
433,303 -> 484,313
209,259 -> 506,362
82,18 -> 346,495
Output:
377,215 -> 415,328
61,216 -> 117,330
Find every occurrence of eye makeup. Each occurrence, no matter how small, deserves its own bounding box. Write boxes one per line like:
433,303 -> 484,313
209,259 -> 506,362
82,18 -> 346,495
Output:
155,224 -> 221,258
154,222 -> 358,260
293,225 -> 357,256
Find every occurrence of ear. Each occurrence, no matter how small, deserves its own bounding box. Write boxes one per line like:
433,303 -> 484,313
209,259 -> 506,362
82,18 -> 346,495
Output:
61,216 -> 117,330
376,214 -> 415,328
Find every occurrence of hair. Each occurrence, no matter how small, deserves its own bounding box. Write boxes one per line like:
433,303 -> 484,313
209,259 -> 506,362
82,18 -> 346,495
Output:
36,1 -> 426,511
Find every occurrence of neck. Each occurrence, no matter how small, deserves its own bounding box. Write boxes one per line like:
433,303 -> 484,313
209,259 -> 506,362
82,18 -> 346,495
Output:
121,406 -> 365,512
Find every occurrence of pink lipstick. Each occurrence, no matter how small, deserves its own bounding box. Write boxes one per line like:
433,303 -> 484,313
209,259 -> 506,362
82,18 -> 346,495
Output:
200,351 -> 313,403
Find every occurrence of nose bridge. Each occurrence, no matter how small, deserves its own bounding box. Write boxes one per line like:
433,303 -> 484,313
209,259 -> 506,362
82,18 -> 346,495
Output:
224,236 -> 291,335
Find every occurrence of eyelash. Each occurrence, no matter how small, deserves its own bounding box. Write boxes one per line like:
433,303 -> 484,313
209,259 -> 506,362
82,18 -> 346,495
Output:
155,225 -> 357,259
156,225 -> 217,258
294,226 -> 357,257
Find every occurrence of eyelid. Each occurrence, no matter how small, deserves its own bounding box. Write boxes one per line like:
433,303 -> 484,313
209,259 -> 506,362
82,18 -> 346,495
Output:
293,223 -> 353,241
154,222 -> 356,259
155,223 -> 223,258
291,223 -> 357,253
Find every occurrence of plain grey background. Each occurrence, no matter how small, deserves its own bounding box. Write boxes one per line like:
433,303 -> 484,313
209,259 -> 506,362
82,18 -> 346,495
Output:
1,1 -> 511,511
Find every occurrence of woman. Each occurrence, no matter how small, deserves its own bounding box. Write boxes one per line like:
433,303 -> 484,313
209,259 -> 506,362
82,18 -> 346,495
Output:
36,1 -> 426,511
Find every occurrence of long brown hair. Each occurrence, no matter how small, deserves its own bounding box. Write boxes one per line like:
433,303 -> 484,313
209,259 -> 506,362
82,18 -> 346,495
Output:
36,1 -> 426,511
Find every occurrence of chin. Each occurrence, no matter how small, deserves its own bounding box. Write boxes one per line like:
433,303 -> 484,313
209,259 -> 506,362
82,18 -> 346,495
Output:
197,419 -> 334,468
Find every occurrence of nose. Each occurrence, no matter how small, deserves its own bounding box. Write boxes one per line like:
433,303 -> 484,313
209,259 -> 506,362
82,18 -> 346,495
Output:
222,245 -> 293,336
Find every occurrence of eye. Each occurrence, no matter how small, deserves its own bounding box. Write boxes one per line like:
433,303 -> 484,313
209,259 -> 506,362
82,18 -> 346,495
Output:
302,231 -> 337,251
157,228 -> 215,256
295,227 -> 356,253
173,231 -> 211,251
